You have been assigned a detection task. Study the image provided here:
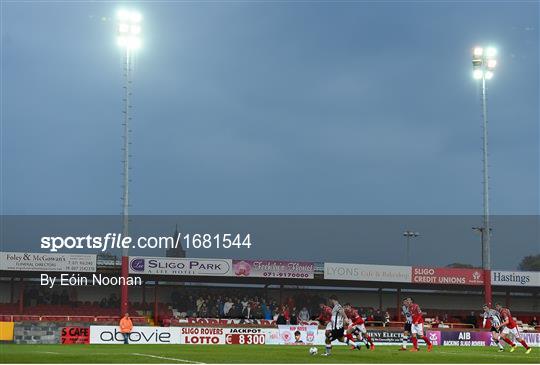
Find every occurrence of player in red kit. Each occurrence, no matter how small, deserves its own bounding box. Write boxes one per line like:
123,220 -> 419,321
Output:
495,303 -> 532,354
318,302 -> 333,338
343,303 -> 375,350
405,297 -> 433,352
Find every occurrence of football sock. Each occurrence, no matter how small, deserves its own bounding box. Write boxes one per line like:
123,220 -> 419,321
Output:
519,340 -> 530,350
325,345 -> 332,354
402,335 -> 409,348
365,335 -> 374,345
495,339 -> 504,349
502,337 -> 515,346
412,337 -> 418,349
422,335 -> 432,346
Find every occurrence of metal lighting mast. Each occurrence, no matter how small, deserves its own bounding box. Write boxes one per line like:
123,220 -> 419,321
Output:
472,46 -> 497,305
402,230 -> 420,265
117,9 -> 142,316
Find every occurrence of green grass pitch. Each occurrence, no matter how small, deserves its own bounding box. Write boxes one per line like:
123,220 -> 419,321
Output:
0,344 -> 536,363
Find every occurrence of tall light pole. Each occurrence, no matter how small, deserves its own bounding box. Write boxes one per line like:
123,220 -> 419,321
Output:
117,9 -> 142,316
402,230 -> 420,265
472,45 -> 497,305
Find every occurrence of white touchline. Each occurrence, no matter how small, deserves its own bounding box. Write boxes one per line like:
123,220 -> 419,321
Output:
131,352 -> 206,364
436,350 -> 531,358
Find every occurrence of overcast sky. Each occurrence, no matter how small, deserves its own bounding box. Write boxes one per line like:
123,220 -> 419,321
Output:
1,2 -> 538,269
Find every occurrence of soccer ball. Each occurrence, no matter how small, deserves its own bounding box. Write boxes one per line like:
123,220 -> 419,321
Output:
309,347 -> 318,355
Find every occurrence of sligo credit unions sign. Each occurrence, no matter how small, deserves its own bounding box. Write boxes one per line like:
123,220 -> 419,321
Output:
128,257 -> 232,276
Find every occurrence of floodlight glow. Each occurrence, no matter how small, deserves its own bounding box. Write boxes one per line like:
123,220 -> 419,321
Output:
485,71 -> 494,80
130,12 -> 142,23
116,9 -> 142,50
487,59 -> 497,68
117,36 -> 127,47
473,69 -> 483,79
486,47 -> 496,58
473,47 -> 484,56
117,10 -> 130,21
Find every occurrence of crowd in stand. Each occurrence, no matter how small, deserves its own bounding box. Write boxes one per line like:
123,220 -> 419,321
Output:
170,289 -> 325,322
22,286 -> 120,309
24,286 -> 71,306
169,289 -> 391,325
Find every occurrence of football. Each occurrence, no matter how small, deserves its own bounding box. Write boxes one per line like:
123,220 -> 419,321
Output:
309,347 -> 318,355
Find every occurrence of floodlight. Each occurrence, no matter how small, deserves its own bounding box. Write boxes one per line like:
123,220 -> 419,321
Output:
473,69 -> 483,79
486,47 -> 496,58
485,71 -> 494,80
473,47 -> 484,57
487,59 -> 497,69
116,10 -> 142,50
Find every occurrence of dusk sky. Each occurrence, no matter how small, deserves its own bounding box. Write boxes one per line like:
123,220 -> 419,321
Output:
1,2 -> 538,268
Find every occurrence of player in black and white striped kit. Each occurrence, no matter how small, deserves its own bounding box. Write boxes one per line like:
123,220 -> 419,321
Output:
322,295 -> 361,356
482,304 -> 505,352
400,298 -> 413,351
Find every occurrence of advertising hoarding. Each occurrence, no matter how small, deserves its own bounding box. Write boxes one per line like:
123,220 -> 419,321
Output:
0,252 -> 96,273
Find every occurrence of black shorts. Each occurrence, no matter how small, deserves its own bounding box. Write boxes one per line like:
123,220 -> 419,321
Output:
490,326 -> 501,333
404,323 -> 412,333
329,328 -> 345,341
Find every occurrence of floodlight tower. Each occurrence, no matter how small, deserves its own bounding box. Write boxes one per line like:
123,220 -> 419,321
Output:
472,46 -> 497,306
402,230 -> 420,265
117,9 -> 142,316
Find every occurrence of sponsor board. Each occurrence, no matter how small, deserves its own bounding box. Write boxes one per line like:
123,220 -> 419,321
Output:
90,326 -> 274,345
90,326 -> 179,344
128,257 -> 232,276
233,260 -> 314,279
412,267 -> 484,285
179,327 -> 273,345
492,271 -> 540,287
427,331 -> 502,347
61,327 -> 90,344
364,329 -> 405,344
176,318 -> 320,327
176,318 -> 278,326
324,263 -> 411,283
277,325 -> 318,345
521,332 -> 540,347
0,322 -> 14,341
0,252 -> 96,273
225,328 -> 268,345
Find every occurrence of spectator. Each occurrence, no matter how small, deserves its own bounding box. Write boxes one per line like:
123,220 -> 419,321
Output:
530,317 -> 538,326
290,309 -> 298,325
384,311 -> 390,326
276,310 -> 287,325
223,298 -> 233,317
298,307 -> 310,322
263,303 -> 272,320
119,313 -> 133,344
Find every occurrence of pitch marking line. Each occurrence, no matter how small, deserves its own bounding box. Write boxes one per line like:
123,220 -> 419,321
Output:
132,352 -> 206,364
435,350 -> 532,359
